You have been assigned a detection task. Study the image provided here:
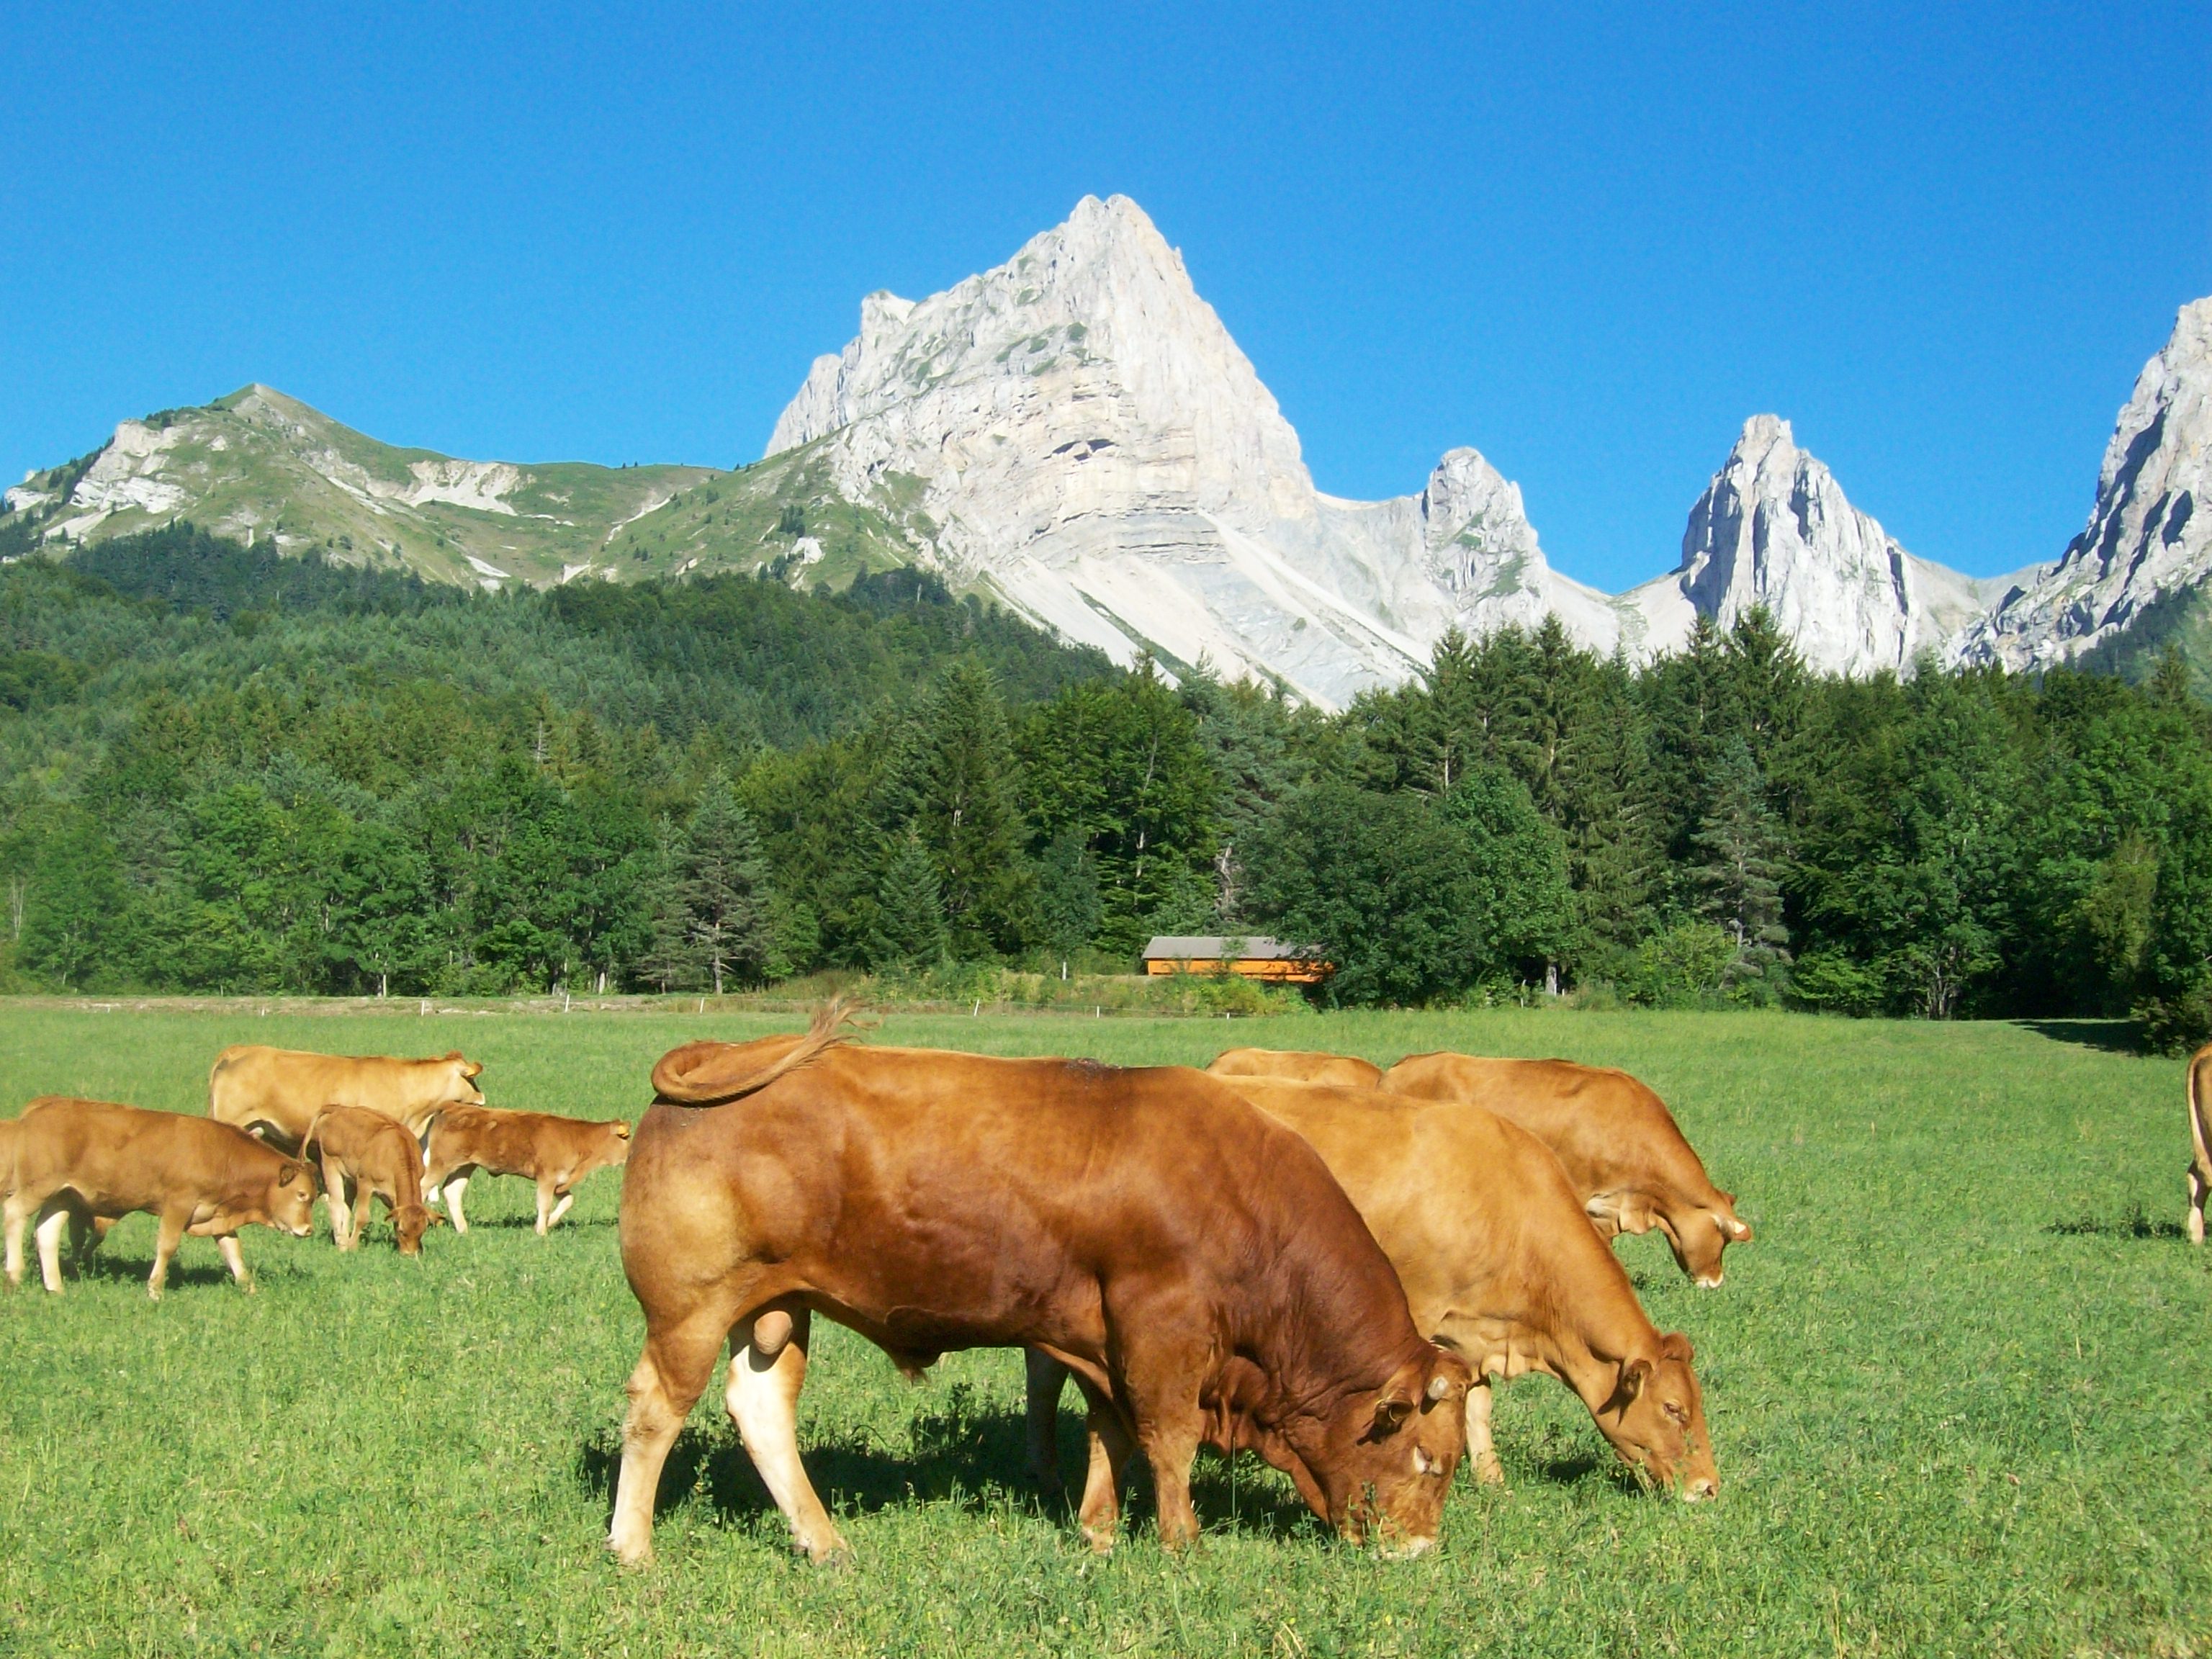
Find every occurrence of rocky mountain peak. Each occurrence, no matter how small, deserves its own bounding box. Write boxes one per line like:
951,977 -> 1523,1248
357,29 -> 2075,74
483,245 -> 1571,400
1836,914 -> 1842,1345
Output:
1954,296 -> 2212,670
1625,413 -> 1993,675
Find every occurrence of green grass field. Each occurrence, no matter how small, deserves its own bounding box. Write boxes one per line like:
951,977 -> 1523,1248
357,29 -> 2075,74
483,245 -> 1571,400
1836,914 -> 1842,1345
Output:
1,1002 -> 2206,1657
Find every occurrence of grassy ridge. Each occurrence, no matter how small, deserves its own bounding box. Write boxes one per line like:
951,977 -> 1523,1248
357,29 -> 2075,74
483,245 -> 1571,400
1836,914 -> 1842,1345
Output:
0,1005 -> 2206,1656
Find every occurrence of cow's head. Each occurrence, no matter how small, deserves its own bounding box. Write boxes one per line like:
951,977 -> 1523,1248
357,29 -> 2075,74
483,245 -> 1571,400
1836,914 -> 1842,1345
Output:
1313,1346 -> 1473,1557
441,1053 -> 487,1107
267,1161 -> 318,1237
1656,1192 -> 1753,1287
393,1203 -> 447,1256
1594,1331 -> 1717,1501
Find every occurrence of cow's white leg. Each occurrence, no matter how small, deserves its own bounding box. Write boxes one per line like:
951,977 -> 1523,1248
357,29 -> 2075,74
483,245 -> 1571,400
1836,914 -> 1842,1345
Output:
446,1176 -> 469,1235
217,1235 -> 253,1292
148,1210 -> 187,1300
322,1159 -> 351,1246
724,1308 -> 848,1563
609,1308 -> 734,1566
4,1198 -> 28,1287
2188,1166 -> 2207,1246
544,1191 -> 575,1233
1024,1349 -> 1071,1487
1466,1379 -> 1505,1485
350,1188 -> 372,1251
35,1209 -> 70,1294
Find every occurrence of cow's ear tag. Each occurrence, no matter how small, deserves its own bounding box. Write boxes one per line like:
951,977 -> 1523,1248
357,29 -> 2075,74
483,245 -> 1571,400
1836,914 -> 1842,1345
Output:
1425,1372 -> 1452,1402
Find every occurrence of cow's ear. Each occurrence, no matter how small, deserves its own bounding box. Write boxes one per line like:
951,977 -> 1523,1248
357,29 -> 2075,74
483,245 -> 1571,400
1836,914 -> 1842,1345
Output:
276,1161 -> 304,1184
1614,1357 -> 1653,1406
462,1061 -> 484,1079
1372,1357 -> 1426,1434
614,1121 -> 632,1138
1660,1331 -> 1694,1364
1722,1212 -> 1753,1242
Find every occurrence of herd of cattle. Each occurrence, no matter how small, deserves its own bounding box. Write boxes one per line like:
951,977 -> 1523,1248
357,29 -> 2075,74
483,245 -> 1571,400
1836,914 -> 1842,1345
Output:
0,1006 -> 1768,1563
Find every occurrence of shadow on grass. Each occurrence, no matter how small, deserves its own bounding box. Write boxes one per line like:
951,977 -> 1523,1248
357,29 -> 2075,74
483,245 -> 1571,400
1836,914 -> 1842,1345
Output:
71,1252 -> 243,1291
577,1389 -> 1317,1542
2017,1018 -> 2144,1055
2047,1205 -> 2188,1241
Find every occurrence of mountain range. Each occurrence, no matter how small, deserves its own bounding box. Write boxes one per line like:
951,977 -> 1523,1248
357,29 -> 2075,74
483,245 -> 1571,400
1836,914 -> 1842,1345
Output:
6,197 -> 2206,706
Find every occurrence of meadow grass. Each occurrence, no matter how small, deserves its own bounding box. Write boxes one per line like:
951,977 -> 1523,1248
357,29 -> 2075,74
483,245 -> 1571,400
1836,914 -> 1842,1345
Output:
0,1001 -> 2206,1657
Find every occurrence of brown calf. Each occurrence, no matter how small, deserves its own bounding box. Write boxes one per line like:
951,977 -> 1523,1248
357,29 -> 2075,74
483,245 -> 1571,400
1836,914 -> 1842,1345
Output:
4,1097 -> 315,1298
423,1105 -> 630,1236
301,1105 -> 443,1255
611,1010 -> 1472,1565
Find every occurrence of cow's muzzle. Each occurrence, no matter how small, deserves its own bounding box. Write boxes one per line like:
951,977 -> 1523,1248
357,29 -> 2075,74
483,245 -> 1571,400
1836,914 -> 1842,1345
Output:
1379,1534 -> 1437,1561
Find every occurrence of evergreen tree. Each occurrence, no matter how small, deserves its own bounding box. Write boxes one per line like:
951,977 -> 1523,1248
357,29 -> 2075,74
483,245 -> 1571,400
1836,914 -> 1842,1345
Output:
869,834 -> 948,970
634,816 -> 700,993
877,661 -> 1035,958
1686,736 -> 1791,995
1035,830 -> 1102,961
678,773 -> 778,994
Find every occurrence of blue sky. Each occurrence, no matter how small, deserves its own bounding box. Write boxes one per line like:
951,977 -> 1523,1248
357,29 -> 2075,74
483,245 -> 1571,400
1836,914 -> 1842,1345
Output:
4,2 -> 2206,590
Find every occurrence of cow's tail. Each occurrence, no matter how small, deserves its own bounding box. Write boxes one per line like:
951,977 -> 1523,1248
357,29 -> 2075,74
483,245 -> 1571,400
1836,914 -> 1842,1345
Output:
650,997 -> 863,1106
2190,1049 -> 2212,1177
300,1108 -> 331,1168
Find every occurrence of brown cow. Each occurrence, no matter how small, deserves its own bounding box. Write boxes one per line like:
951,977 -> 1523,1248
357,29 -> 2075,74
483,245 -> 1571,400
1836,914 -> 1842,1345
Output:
1210,1046 -> 1386,1088
610,1010 -> 1473,1565
2188,1044 -> 2212,1246
1033,1076 -> 1718,1499
422,1105 -> 631,1236
207,1045 -> 485,1148
3,1097 -> 315,1298
301,1106 -> 443,1255
1380,1053 -> 1750,1286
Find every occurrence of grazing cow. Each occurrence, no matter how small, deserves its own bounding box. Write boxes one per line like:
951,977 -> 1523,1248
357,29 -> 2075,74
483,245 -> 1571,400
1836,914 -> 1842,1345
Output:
1209,1046 -> 1385,1087
610,1009 -> 1473,1566
422,1105 -> 631,1236
2189,1045 -> 2212,1246
301,1106 -> 443,1254
1038,1076 -> 1717,1499
1378,1053 -> 1752,1287
208,1046 -> 485,1149
3,1097 -> 315,1298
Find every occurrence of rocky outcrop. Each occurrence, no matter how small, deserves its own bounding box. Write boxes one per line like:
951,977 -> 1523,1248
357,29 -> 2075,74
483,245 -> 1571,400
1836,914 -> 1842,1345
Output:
1625,415 -> 2013,676
765,194 -> 1639,706
1952,297 -> 2212,670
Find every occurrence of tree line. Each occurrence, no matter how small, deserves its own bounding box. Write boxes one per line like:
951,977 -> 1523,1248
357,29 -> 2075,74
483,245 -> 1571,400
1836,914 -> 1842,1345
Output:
4,525 -> 2211,1045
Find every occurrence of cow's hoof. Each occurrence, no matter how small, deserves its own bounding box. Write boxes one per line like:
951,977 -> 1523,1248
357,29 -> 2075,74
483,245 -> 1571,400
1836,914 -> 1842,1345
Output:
1079,1526 -> 1118,1556
1472,1453 -> 1506,1487
801,1537 -> 853,1568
